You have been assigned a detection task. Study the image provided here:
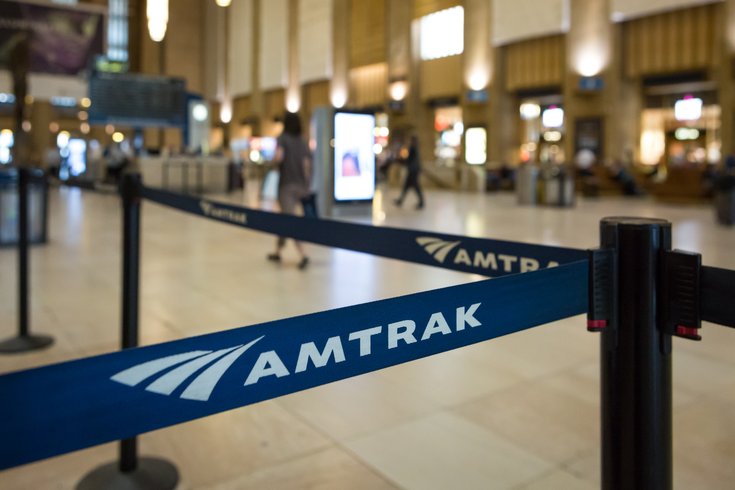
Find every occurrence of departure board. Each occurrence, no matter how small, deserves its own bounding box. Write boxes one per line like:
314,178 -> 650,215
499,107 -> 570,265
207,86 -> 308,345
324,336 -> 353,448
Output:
88,71 -> 187,127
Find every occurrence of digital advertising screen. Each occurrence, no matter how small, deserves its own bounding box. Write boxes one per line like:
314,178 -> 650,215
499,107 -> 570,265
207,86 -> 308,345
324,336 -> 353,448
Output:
333,111 -> 376,203
465,127 -> 487,165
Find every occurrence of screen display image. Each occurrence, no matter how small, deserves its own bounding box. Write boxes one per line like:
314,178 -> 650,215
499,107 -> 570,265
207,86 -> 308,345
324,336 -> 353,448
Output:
67,138 -> 87,176
88,72 -> 187,127
333,112 -> 376,202
465,127 -> 487,165
0,0 -> 105,75
258,137 -> 277,162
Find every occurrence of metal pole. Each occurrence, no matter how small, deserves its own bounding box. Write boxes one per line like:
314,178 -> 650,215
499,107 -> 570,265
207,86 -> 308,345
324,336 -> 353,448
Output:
600,217 -> 672,490
119,173 -> 142,473
77,172 -> 178,490
18,167 -> 29,337
0,168 -> 53,354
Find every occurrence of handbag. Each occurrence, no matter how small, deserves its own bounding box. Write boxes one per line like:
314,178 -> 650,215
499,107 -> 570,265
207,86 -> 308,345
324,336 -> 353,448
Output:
261,169 -> 280,201
300,192 -> 318,218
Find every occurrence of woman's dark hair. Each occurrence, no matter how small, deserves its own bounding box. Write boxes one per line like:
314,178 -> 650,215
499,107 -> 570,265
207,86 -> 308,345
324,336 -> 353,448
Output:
283,112 -> 302,137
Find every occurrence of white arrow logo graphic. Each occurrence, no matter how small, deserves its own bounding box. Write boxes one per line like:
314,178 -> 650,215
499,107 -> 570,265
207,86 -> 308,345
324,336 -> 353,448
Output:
111,336 -> 264,401
416,237 -> 461,264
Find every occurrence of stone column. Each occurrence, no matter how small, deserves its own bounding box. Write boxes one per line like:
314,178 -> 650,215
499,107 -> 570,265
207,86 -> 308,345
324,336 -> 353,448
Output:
461,0 -> 493,190
463,0 -> 492,128
609,21 -> 641,166
286,0 -> 301,114
251,0 -> 264,134
29,101 -> 53,166
386,0 -> 412,126
718,0 -> 735,161
564,0 -> 614,164
331,0 -> 350,109
488,45 -> 517,166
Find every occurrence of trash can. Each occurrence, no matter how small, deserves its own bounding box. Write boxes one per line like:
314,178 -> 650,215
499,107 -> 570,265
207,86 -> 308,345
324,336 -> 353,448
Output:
0,168 -> 48,246
517,164 -> 539,205
714,174 -> 735,225
542,166 -> 576,207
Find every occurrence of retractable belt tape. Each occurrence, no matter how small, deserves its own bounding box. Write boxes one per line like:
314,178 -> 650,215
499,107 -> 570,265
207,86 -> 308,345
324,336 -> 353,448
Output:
0,260 -> 587,470
701,266 -> 735,329
140,186 -> 587,278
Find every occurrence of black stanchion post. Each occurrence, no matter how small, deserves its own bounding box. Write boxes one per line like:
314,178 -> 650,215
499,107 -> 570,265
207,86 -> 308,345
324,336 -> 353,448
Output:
77,173 -> 178,490
0,167 -> 53,354
599,217 -> 672,490
120,171 -> 142,474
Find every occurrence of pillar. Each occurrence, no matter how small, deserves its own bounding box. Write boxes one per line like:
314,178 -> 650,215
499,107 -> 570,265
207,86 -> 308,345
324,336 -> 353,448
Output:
331,0 -> 350,109
718,0 -> 735,161
564,0 -> 614,165
489,46 -> 517,166
286,0 -> 301,114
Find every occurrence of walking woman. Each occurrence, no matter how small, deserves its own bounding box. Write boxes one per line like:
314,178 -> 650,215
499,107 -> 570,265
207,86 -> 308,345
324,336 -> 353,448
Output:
394,135 -> 425,209
267,112 -> 312,269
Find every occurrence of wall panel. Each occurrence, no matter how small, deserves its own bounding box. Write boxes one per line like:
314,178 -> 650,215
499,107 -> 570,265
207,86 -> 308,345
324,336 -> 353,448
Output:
612,0 -> 721,21
623,3 -> 720,77
349,63 -> 388,107
505,35 -> 565,91
299,0 -> 334,83
229,0 -> 254,98
350,0 -> 387,67
414,0 -> 461,18
420,55 -> 462,100
264,89 -> 286,119
260,0 -> 289,90
493,0 -> 568,46
167,0 -> 204,93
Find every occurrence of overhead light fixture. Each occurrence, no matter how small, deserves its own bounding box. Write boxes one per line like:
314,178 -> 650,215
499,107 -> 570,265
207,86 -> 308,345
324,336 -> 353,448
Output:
520,103 -> 541,120
192,103 -> 209,122
147,0 -> 169,42
389,80 -> 408,102
220,101 -> 232,124
215,0 -> 232,6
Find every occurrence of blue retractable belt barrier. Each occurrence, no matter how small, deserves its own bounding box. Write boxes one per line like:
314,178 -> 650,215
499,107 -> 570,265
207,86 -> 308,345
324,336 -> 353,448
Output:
140,186 -> 586,278
0,260 -> 587,470
701,266 -> 735,329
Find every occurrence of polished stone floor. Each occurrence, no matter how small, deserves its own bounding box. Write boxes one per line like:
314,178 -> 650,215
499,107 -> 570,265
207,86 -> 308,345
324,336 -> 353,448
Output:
1,182 -> 734,489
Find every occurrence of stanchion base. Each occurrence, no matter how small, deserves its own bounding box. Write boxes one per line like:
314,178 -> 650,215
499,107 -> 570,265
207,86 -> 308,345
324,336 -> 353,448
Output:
0,334 -> 54,354
76,457 -> 179,490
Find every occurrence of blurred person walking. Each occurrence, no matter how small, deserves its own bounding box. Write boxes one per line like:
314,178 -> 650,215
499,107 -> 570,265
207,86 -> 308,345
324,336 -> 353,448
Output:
267,112 -> 312,269
394,135 -> 425,209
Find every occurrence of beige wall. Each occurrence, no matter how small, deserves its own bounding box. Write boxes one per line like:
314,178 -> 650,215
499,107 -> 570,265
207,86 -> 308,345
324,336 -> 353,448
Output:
350,0 -> 387,68
414,0 -> 461,19
120,0 -> 735,173
493,0 -> 568,46
612,0 -> 722,20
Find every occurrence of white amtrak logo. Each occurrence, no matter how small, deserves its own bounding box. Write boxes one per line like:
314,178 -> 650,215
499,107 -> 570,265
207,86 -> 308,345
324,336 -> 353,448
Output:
111,337 -> 264,402
111,303 -> 484,402
416,237 -> 461,263
416,236 -> 559,273
199,201 -> 248,225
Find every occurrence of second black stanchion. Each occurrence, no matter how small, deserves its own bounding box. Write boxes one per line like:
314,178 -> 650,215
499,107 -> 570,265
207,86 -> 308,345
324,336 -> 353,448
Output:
77,173 -> 178,490
0,167 -> 53,354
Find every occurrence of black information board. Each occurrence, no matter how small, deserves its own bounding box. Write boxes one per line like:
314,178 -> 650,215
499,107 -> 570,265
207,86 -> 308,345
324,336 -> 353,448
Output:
88,71 -> 187,127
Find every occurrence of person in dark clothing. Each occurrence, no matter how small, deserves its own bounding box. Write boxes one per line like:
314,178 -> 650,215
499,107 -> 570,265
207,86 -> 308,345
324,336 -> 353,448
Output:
267,112 -> 312,269
394,135 -> 425,209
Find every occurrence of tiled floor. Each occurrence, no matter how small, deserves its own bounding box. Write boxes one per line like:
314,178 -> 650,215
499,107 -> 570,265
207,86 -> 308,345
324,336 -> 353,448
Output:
1,182 -> 734,489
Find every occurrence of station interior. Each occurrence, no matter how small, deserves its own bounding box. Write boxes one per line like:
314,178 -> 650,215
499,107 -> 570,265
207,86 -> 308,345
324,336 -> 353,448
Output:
1,0 -> 735,489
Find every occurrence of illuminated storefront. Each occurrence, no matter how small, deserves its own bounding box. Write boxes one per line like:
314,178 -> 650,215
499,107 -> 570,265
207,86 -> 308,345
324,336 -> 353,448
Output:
639,87 -> 720,173
433,106 -> 463,167
519,98 -> 565,165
